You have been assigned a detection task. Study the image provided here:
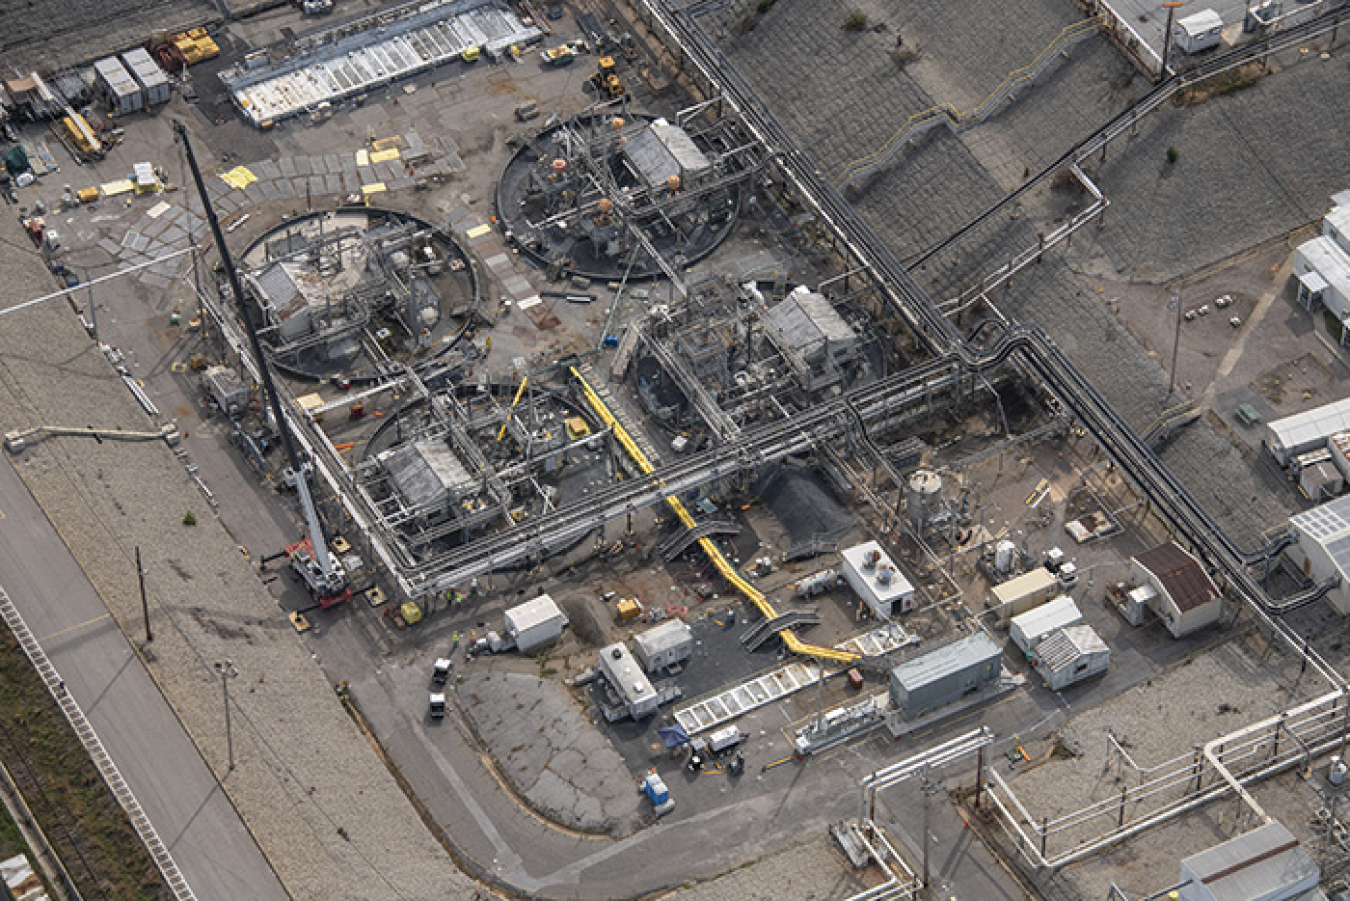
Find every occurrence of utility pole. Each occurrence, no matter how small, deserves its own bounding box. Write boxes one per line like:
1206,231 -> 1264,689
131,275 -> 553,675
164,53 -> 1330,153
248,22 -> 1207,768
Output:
214,659 -> 239,770
1160,2 -> 1183,80
1168,288 -> 1182,398
136,546 -> 151,643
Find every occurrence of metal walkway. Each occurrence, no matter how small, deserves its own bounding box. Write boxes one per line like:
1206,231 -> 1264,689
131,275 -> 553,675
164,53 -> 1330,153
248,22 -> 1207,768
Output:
657,519 -> 740,561
0,585 -> 197,900
740,608 -> 822,651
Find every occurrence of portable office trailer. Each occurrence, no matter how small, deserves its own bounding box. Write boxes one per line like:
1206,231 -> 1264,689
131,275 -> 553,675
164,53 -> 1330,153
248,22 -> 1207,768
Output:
94,56 -> 142,115
888,632 -> 1001,721
504,593 -> 566,653
1009,595 -> 1083,654
598,642 -> 658,718
989,568 -> 1059,621
121,47 -> 170,106
632,619 -> 693,673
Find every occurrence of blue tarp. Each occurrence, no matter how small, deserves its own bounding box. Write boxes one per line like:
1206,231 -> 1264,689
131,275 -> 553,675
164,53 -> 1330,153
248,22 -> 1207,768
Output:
658,725 -> 689,748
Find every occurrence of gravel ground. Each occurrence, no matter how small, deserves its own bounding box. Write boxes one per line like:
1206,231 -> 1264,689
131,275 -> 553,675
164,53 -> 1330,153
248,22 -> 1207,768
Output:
0,223 -> 485,899
656,834 -> 876,900
1001,630 -> 1330,856
0,0 -> 217,73
460,669 -> 642,836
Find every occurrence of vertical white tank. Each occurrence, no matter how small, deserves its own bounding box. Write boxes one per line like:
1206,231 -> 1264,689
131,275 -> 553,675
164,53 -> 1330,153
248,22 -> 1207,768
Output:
906,469 -> 943,529
994,539 -> 1016,574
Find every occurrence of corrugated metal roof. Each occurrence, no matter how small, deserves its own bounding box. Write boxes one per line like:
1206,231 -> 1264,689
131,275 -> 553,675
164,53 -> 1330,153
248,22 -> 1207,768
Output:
991,567 -> 1058,605
763,290 -> 854,358
1180,821 -> 1321,901
1035,625 -> 1107,674
380,438 -> 474,507
1134,542 -> 1217,613
890,632 -> 1000,691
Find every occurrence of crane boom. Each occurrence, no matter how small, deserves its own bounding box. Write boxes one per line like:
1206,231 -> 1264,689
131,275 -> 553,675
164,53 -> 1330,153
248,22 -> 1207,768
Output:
175,122 -> 348,602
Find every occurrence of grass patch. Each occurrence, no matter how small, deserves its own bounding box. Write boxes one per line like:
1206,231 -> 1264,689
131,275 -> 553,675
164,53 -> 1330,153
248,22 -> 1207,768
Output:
0,629 -> 164,899
844,10 -> 868,31
1180,62 -> 1267,104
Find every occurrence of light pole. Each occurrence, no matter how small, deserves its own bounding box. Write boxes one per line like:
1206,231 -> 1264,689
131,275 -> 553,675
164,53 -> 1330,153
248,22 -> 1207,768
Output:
1160,2 -> 1183,80
214,660 -> 239,770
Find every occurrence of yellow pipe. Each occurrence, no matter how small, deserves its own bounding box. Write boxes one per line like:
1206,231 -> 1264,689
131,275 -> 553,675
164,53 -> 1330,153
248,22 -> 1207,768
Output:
497,376 -> 530,442
571,368 -> 859,666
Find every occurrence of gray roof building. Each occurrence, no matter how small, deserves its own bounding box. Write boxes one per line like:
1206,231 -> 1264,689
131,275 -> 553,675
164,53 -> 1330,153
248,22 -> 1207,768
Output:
1178,820 -> 1323,901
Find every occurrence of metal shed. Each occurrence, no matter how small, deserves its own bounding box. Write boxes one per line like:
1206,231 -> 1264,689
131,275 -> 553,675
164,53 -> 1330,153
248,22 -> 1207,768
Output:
1265,396 -> 1350,466
1033,625 -> 1109,691
120,47 -> 170,107
1177,820 -> 1322,901
888,632 -> 1001,721
504,593 -> 566,653
1174,9 -> 1223,54
1009,595 -> 1082,654
632,619 -> 693,674
94,56 -> 142,115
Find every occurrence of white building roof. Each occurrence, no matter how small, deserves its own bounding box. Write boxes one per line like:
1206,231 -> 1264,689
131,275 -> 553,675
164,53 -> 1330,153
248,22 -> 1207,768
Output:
633,619 -> 692,657
1291,492 -> 1350,581
1267,393 -> 1350,460
841,540 -> 915,606
1324,202 -> 1350,254
1178,8 -> 1223,34
1010,595 -> 1082,642
505,593 -> 563,633
1297,236 -> 1350,308
599,642 -> 655,706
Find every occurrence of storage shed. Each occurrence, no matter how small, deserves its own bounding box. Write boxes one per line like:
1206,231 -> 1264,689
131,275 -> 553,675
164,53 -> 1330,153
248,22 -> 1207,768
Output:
1130,542 -> 1222,638
841,540 -> 915,618
1177,820 -> 1322,901
94,56 -> 142,115
121,47 -> 171,107
632,619 -> 693,674
1174,9 -> 1223,54
504,594 -> 566,653
1033,625 -> 1109,690
888,632 -> 1001,721
1287,492 -> 1350,615
598,642 -> 658,719
989,567 -> 1059,621
1266,396 -> 1350,466
1009,595 -> 1083,654
1301,460 -> 1343,502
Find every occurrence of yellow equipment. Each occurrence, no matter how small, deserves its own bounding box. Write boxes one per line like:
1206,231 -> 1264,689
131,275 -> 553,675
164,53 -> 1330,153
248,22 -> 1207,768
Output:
592,57 -> 625,99
61,114 -> 102,157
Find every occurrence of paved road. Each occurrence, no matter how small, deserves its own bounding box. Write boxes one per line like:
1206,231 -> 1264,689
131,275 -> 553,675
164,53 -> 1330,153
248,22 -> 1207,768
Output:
0,457 -> 288,901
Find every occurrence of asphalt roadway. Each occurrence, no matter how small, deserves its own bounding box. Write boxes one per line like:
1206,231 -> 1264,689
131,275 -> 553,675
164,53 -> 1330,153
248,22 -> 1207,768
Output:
0,456 -> 288,901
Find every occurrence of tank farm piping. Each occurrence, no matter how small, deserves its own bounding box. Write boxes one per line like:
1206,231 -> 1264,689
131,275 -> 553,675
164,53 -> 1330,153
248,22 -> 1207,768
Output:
570,367 -> 859,665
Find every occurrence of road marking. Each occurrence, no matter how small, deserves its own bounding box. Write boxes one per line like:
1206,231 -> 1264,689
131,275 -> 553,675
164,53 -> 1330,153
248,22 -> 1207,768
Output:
37,612 -> 111,643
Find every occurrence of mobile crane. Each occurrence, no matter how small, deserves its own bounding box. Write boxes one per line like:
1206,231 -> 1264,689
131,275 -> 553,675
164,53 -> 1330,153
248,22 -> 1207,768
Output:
175,122 -> 350,607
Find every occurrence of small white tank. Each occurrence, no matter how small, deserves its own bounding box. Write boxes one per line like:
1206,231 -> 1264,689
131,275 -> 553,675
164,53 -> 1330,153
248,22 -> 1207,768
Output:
1331,756 -> 1347,786
994,539 -> 1017,574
